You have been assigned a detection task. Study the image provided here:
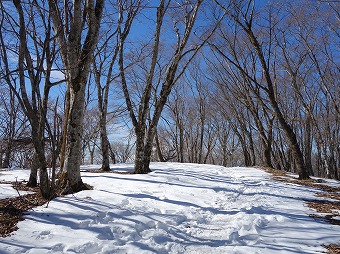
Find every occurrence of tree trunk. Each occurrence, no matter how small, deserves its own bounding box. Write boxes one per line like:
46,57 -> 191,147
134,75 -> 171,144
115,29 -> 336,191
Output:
31,131 -> 50,198
155,130 -> 165,162
99,116 -> 110,171
134,128 -> 152,174
0,146 -> 3,168
62,80 -> 86,192
304,115 -> 313,175
108,142 -> 116,164
246,29 -> 309,179
3,140 -> 12,168
48,0 -> 104,193
27,153 -> 39,187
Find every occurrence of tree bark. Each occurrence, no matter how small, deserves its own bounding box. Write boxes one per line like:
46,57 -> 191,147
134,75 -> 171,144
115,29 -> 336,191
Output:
27,153 -> 39,187
62,79 -> 87,191
155,130 -> 166,162
48,0 -> 105,192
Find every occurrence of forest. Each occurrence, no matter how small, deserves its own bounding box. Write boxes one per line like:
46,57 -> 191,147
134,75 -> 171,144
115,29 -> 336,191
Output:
0,0 -> 339,199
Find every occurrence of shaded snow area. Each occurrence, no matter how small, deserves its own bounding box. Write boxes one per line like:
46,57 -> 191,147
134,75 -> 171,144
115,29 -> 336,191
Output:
1,163 -> 340,253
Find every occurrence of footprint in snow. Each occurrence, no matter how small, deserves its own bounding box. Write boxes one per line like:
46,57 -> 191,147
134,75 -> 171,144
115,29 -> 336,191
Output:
70,242 -> 102,254
121,198 -> 129,206
78,219 -> 91,229
36,230 -> 51,240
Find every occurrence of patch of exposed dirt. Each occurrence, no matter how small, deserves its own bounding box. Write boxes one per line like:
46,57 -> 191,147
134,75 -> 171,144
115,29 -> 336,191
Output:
264,168 -> 340,254
0,181 -> 47,237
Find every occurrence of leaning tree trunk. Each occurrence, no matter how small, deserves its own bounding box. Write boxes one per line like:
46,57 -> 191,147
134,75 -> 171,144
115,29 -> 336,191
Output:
155,130 -> 166,162
245,29 -> 309,179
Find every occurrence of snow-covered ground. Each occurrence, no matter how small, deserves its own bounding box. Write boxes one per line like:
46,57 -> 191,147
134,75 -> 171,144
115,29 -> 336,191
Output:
0,163 -> 339,254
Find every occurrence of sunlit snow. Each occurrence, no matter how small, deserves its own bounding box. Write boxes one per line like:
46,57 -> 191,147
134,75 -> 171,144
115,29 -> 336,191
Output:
0,163 -> 339,254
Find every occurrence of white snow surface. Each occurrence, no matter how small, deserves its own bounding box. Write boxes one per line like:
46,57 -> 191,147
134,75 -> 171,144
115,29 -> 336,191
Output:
0,169 -> 34,198
0,162 -> 339,254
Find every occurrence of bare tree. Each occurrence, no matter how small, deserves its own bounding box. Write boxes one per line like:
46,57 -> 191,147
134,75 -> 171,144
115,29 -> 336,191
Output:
0,0 -> 64,197
92,3 -> 121,170
47,0 -> 105,193
212,0 -> 310,179
119,0 -> 219,173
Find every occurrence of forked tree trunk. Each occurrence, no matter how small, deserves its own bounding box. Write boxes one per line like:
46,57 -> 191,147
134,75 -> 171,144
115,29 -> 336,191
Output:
134,128 -> 152,174
48,0 -> 104,193
119,0 -> 207,174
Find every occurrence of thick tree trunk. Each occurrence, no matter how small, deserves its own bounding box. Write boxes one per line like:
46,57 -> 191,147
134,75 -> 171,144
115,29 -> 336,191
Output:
108,142 -> 116,164
59,87 -> 70,171
31,131 -> 50,198
62,80 -> 86,192
3,141 -> 12,168
264,145 -> 273,168
134,129 -> 152,174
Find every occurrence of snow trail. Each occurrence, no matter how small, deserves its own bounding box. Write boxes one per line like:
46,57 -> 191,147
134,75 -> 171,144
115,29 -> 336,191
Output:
0,163 -> 339,253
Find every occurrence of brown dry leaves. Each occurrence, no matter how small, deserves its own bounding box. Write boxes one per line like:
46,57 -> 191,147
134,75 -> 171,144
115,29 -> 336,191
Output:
0,182 -> 47,237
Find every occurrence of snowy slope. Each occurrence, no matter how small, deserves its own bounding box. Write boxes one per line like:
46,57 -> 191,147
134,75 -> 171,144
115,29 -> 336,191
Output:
0,163 -> 339,254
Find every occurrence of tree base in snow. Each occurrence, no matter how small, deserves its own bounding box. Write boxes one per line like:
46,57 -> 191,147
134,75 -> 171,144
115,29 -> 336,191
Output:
101,165 -> 111,172
133,168 -> 152,174
56,172 -> 93,195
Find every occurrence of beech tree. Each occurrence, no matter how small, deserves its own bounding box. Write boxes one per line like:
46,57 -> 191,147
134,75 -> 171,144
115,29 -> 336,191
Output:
47,0 -> 105,192
119,0 -> 220,173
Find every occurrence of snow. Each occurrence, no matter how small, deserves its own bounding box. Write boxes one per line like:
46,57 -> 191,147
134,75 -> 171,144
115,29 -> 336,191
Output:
0,169 -> 34,198
0,163 -> 339,254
